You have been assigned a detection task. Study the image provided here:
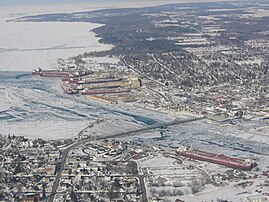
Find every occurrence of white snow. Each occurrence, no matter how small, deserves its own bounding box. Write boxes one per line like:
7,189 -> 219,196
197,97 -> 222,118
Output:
87,57 -> 120,64
1,120 -> 90,140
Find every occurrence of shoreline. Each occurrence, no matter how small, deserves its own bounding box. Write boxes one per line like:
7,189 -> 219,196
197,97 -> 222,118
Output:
0,20 -> 112,72
0,0 -> 234,72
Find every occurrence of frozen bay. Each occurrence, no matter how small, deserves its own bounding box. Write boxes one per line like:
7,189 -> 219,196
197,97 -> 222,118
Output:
0,21 -> 112,71
0,72 -> 170,139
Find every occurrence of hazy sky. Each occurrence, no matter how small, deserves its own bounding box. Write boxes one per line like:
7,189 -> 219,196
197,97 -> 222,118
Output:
2,0 -> 219,16
0,0 -> 230,6
1,0 -> 90,6
0,0 -> 234,14
1,0 -> 161,6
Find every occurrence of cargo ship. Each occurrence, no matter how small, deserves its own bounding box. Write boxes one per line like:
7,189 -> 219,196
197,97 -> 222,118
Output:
176,146 -> 255,171
32,68 -> 71,77
77,77 -> 122,84
42,72 -> 71,78
32,68 -> 90,78
81,88 -> 130,95
32,68 -> 43,76
62,77 -> 80,84
77,85 -> 121,91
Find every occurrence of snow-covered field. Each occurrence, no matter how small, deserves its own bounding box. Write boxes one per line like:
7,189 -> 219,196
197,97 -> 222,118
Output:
88,57 -> 120,64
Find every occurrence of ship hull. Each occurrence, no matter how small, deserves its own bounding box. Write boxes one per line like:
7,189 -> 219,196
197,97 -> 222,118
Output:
32,71 -> 41,76
81,89 -> 130,95
176,148 -> 254,171
62,77 -> 80,83
42,73 -> 70,78
78,78 -> 122,84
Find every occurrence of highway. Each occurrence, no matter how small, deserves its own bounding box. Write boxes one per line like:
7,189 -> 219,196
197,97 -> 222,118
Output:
49,116 -> 205,202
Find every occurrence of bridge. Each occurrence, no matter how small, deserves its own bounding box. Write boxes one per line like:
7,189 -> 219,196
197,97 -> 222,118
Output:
48,116 -> 206,202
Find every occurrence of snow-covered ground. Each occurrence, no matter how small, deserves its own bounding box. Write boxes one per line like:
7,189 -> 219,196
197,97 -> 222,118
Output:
87,57 -> 120,64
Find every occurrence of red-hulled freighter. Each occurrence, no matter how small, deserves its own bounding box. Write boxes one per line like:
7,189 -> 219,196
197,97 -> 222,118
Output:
77,77 -> 122,84
32,68 -> 43,76
32,68 -> 90,78
81,88 -> 130,95
62,77 -> 80,84
176,146 -> 255,171
32,68 -> 72,77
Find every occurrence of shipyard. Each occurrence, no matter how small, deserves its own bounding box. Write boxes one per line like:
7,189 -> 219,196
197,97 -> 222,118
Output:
32,62 -> 143,105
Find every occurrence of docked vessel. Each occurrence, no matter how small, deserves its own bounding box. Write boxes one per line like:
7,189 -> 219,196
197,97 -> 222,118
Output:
62,77 -> 80,84
32,68 -> 71,77
42,72 -> 71,78
32,68 -> 90,78
32,68 -> 43,76
77,77 -> 122,84
176,146 -> 255,171
81,88 -> 130,95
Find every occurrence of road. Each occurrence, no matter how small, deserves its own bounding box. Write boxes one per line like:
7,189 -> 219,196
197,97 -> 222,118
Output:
49,116 -> 205,201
